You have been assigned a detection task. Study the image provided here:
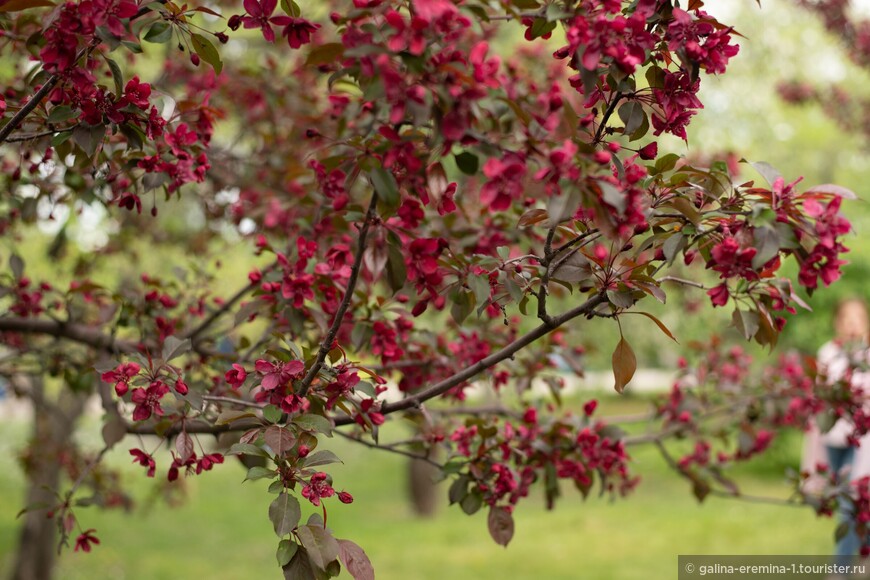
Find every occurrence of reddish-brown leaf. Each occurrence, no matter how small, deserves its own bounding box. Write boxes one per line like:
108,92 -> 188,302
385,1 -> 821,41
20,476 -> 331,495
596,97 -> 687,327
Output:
611,336 -> 636,394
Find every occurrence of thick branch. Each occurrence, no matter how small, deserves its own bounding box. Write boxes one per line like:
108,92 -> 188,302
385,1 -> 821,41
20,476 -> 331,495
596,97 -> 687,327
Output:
334,291 -> 609,426
0,317 -> 134,354
0,316 -> 226,359
297,194 -> 378,397
0,77 -> 60,145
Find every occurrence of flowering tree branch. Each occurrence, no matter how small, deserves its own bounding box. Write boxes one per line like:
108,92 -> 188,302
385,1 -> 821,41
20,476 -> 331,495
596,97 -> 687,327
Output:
297,193 -> 378,397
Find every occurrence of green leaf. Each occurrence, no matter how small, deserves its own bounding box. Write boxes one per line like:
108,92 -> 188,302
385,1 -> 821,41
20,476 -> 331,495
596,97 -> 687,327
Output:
547,190 -> 580,225
448,476 -> 469,505
370,168 -> 399,211
72,124 -> 107,158
244,466 -> 277,482
460,490 -> 483,515
337,539 -> 375,580
277,539 -> 299,567
617,101 -> 644,136
46,106 -> 76,124
306,42 -> 345,67
611,336 -> 636,394
280,0 -> 300,16
228,443 -> 271,458
190,33 -> 222,75
732,309 -> 760,341
263,404 -> 283,424
526,17 -> 556,39
283,546 -> 318,580
653,153 -> 680,174
450,289 -> 475,325
269,493 -> 302,537
487,506 -> 514,547
302,450 -> 342,468
216,410 -> 257,425
662,232 -> 685,263
143,21 -> 173,43
454,151 -> 479,175
751,225 -> 780,269
468,274 -> 491,309
161,335 -> 191,362
297,525 -> 340,571
645,66 -> 665,89
293,413 -> 334,436
104,57 -> 124,96
629,111 -> 649,142
385,243 -> 406,295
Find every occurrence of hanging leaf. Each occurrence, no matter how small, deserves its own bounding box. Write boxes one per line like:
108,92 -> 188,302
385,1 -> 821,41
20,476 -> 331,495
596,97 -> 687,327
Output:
296,524 -> 340,571
269,493 -> 302,537
487,506 -> 514,547
191,33 -> 223,74
10,254 -> 24,279
104,57 -> 124,97
617,101 -> 644,136
611,336 -> 636,393
301,450 -> 342,468
338,539 -> 375,580
264,425 -> 296,456
454,151 -> 479,175
276,539 -> 298,567
101,416 -> 127,449
175,431 -> 194,462
161,335 -> 191,362
305,42 -> 345,67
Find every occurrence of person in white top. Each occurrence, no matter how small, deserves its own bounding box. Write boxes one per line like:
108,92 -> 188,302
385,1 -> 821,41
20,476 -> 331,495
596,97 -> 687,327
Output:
802,298 -> 870,566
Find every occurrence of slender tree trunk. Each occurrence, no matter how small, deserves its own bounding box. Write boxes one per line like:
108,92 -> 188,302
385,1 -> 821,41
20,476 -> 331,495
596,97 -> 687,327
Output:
407,449 -> 440,517
10,376 -> 85,580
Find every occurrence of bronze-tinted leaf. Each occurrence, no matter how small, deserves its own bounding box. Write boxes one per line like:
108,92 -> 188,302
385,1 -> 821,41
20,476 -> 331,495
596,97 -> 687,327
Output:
611,336 -> 636,393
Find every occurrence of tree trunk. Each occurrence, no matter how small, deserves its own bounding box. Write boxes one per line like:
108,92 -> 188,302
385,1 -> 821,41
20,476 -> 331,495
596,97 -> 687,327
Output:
407,450 -> 440,517
10,377 -> 86,580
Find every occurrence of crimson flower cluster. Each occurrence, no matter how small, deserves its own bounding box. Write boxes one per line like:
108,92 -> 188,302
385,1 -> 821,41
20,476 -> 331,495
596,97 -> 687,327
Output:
449,403 -> 637,512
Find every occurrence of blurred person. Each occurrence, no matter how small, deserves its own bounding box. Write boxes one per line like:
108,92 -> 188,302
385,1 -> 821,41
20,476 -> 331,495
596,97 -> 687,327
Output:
802,298 -> 870,571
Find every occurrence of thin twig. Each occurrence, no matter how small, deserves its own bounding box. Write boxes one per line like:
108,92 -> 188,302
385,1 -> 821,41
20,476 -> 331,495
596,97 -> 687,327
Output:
333,429 -> 442,468
5,126 -> 75,143
658,276 -> 709,290
593,92 -> 624,145
184,262 -> 276,342
202,394 -> 265,409
334,291 -> 609,425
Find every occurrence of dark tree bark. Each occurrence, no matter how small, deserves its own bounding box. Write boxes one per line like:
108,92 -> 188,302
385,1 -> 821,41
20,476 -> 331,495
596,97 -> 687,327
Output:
10,376 -> 86,580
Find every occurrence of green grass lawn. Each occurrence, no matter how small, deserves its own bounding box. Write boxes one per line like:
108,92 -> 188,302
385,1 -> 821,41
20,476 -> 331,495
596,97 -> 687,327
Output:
0,394 -> 840,580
